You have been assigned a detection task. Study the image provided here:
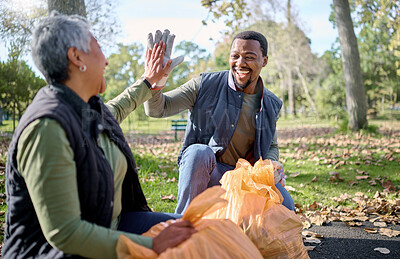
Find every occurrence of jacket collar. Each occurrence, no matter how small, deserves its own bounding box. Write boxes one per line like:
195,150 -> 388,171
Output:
50,83 -> 104,135
50,83 -> 91,119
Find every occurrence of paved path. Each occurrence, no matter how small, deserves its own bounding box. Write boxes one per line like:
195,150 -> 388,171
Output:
307,221 -> 400,258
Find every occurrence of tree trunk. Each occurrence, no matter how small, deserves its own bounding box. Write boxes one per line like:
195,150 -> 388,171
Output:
286,0 -> 296,117
47,0 -> 86,17
295,66 -> 319,118
278,71 -> 286,118
287,69 -> 296,116
333,0 -> 368,131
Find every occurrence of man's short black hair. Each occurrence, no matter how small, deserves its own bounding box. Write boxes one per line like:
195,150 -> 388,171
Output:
232,31 -> 268,56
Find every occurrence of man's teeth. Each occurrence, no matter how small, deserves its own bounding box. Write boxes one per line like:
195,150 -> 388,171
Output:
237,71 -> 249,74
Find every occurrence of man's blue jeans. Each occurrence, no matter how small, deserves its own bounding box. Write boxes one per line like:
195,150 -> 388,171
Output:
175,144 -> 295,214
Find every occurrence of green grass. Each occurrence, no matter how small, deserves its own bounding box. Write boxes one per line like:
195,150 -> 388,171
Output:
277,116 -> 333,129
0,113 -> 399,242
0,120 -> 17,133
132,129 -> 400,214
135,153 -> 179,213
279,133 -> 400,209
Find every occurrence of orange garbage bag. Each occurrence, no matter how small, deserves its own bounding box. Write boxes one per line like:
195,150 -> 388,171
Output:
205,158 -> 309,259
117,186 -> 263,259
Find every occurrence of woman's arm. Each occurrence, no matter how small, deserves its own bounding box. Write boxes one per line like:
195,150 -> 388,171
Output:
17,118 -> 152,258
105,78 -> 152,124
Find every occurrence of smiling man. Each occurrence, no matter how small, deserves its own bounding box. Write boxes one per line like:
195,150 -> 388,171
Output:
145,31 -> 294,214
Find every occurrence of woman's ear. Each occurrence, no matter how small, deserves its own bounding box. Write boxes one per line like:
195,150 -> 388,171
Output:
67,47 -> 84,69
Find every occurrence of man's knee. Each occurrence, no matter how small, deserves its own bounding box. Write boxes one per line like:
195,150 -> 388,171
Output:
180,144 -> 215,165
275,183 -> 295,211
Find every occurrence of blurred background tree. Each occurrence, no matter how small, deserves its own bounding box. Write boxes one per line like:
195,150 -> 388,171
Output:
201,0 -> 399,131
0,0 -> 398,132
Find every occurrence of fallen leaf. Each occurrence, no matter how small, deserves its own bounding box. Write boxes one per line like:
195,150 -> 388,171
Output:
354,216 -> 369,222
145,176 -> 156,182
355,192 -> 365,197
341,216 -> 356,222
379,228 -> 400,237
310,215 -> 329,226
304,237 -> 321,244
289,172 -> 301,177
161,194 -> 176,201
382,180 -> 393,189
302,230 -> 324,238
348,180 -> 357,186
382,180 -> 396,193
356,169 -> 369,175
285,185 -> 296,192
345,221 -> 362,227
158,172 -> 168,177
373,191 -> 382,199
373,221 -> 387,228
333,160 -> 345,169
302,220 -> 311,229
374,247 -> 390,254
328,171 -> 344,182
166,177 -> 177,183
308,201 -> 319,211
369,180 -> 377,186
356,175 -> 369,180
340,193 -> 352,200
311,176 -> 318,182
364,228 -> 378,233
369,216 -> 380,223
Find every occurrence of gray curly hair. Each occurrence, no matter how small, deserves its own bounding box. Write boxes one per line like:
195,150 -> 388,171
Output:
31,11 -> 91,84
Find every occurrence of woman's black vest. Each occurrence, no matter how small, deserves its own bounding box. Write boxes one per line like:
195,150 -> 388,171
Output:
3,84 -> 150,258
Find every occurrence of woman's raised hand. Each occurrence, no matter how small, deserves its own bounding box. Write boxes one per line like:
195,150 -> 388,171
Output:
144,41 -> 172,87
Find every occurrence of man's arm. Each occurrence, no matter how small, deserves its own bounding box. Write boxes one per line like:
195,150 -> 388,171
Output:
144,76 -> 201,118
266,130 -> 279,161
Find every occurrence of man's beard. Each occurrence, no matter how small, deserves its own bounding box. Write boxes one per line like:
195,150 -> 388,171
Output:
234,76 -> 252,90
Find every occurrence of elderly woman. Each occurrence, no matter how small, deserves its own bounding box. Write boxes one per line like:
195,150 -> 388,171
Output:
3,11 -> 195,258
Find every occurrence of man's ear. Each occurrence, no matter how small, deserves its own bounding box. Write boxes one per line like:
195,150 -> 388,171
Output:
67,47 -> 85,69
262,56 -> 268,67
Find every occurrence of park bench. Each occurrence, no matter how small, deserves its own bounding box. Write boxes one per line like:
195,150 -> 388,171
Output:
171,119 -> 187,140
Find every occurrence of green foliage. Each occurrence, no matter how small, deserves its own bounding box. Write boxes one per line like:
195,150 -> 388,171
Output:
337,115 -> 349,133
0,57 -> 46,122
102,43 -> 145,102
167,41 -> 211,91
315,50 -> 347,120
355,0 -> 400,76
337,114 -> 379,134
0,0 -> 120,55
201,0 -> 251,33
328,0 -> 400,117
0,0 -> 47,55
356,18 -> 400,114
212,36 -> 231,71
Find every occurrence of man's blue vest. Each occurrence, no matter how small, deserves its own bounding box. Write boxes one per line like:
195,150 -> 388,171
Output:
3,84 -> 150,258
178,70 -> 282,165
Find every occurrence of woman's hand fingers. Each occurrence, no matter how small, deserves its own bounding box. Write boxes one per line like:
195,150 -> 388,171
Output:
144,41 -> 170,86
152,220 -> 197,254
